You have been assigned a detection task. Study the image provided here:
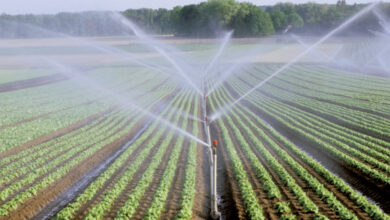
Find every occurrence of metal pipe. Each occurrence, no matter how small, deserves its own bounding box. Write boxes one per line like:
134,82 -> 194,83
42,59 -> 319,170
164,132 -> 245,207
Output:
211,153 -> 219,219
202,77 -> 220,219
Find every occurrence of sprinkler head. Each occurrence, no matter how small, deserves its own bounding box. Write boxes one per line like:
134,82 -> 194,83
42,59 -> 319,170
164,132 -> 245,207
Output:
213,140 -> 218,147
205,116 -> 209,122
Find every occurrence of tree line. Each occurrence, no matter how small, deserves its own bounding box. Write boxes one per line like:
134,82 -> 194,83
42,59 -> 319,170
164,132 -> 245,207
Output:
0,0 -> 389,38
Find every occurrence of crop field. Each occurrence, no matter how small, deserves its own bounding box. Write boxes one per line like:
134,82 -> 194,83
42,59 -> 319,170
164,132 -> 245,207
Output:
0,28 -> 390,220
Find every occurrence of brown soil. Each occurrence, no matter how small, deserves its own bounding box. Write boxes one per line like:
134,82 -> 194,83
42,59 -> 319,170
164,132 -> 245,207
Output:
224,118 -> 310,217
75,128 -> 168,219
159,98 -> 196,219
263,89 -> 390,143
214,87 -> 314,219
0,106 -> 116,160
223,118 -> 280,220
192,99 -> 211,220
151,139 -> 189,219
234,89 -> 390,213
252,113 -> 372,219
1,115 -> 145,220
265,78 -> 390,121
244,71 -> 390,124
222,81 -> 388,217
130,135 -> 180,219
72,90 -> 182,219
0,74 -> 67,93
0,75 -> 169,169
0,112 -> 137,198
210,123 -> 244,219
0,85 -> 177,219
130,96 -> 191,219
232,110 -> 340,219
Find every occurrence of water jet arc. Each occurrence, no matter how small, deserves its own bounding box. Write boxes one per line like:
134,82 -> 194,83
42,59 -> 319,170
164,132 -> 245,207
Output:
211,2 -> 380,121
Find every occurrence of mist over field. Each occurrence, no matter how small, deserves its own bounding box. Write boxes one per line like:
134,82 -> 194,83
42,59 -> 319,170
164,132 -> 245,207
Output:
0,1 -> 389,219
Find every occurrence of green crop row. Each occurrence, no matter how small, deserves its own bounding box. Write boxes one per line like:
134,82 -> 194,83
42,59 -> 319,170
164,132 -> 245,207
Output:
0,90 -> 170,201
0,85 -> 179,217
228,77 -> 390,158
114,92 -> 192,219
0,70 -> 169,153
54,90 -> 188,220
252,65 -> 390,114
210,95 -> 266,220
143,92 -> 195,219
0,76 -> 173,169
224,77 -> 389,219
229,78 -> 390,186
260,97 -> 390,162
230,76 -> 390,162
0,91 -> 168,186
240,70 -> 390,134
175,95 -> 198,220
212,89 -> 318,214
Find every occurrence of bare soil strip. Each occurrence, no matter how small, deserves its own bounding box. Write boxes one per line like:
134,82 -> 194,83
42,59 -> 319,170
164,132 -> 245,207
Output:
263,90 -> 390,143
191,101 -> 211,220
130,135 -> 181,219
0,106 -> 116,159
210,124 -> 243,219
75,128 -> 168,219
3,118 -> 144,220
266,78 -> 390,121
224,84 -> 341,218
252,114 -> 372,219
215,87 -> 312,219
192,124 -> 211,219
0,74 -> 67,93
1,87 -> 177,220
0,76 -> 170,165
0,113 -> 137,197
30,89 -> 179,220
226,122 -> 309,217
227,85 -> 390,213
160,98 -> 196,219
223,118 -> 280,219
130,95 -> 191,219
224,81 -> 387,217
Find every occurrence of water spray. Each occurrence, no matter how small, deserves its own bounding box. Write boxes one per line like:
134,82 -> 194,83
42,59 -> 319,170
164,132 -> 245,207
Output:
45,59 -> 210,148
202,31 -> 234,79
110,12 -> 203,95
211,2 -> 380,121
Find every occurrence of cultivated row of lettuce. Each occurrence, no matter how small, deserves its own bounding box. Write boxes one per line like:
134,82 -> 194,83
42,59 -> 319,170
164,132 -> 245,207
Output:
54,91 -> 186,219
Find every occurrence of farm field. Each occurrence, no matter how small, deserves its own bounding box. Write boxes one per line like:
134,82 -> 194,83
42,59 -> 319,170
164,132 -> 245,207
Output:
0,33 -> 389,220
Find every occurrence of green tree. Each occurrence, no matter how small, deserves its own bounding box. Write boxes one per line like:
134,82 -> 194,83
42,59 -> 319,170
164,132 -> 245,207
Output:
176,4 -> 203,36
270,10 -> 287,31
205,0 -> 240,27
286,12 -> 304,28
230,3 -> 274,36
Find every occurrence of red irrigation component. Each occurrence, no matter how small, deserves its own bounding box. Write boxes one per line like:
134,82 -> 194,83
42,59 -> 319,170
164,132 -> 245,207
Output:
213,140 -> 218,147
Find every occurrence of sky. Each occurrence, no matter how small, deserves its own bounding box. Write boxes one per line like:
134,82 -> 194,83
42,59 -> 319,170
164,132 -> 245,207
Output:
0,0 -> 387,15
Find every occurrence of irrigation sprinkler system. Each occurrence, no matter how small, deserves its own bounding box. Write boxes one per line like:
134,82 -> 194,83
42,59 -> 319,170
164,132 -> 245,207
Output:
3,3 -> 386,218
210,1 -> 380,122
201,78 -> 221,219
